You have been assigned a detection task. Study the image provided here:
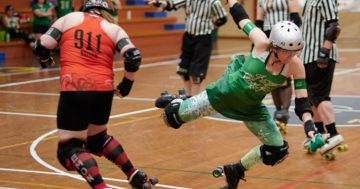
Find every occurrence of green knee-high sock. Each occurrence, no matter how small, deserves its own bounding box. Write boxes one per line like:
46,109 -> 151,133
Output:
240,145 -> 262,170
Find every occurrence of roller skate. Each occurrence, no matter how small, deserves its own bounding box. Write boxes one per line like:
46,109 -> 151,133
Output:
302,134 -> 326,154
320,134 -> 348,160
155,89 -> 187,108
212,164 -> 245,189
274,109 -> 289,134
129,169 -> 158,189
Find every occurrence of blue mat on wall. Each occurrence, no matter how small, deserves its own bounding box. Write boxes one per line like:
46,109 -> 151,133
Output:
164,24 -> 186,30
126,0 -> 146,5
145,12 -> 167,18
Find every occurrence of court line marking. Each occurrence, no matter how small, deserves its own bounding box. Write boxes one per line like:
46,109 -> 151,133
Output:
0,178 -> 76,189
1,54 -> 360,89
1,47 -> 359,78
1,48 -> 360,188
27,108 -> 189,189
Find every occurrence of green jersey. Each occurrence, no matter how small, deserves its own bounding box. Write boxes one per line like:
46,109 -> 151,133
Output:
32,3 -> 52,26
57,0 -> 73,18
112,0 -> 118,17
206,53 -> 288,121
2,17 -> 17,31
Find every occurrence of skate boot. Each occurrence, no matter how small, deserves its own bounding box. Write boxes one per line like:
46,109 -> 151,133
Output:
155,89 -> 187,108
303,134 -> 326,154
274,109 -> 289,134
320,134 -> 348,160
129,169 -> 158,189
213,164 -> 245,189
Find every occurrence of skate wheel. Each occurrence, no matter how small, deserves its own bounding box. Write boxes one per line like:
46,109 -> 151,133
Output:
212,166 -> 224,178
149,176 -> 159,185
337,144 -> 349,152
323,152 -> 336,160
140,182 -> 152,189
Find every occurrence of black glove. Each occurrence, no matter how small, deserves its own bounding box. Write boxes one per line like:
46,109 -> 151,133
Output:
317,47 -> 330,65
304,120 -> 317,138
117,77 -> 134,97
39,56 -> 55,69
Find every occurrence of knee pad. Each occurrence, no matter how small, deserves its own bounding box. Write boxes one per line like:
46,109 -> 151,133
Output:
163,99 -> 184,129
86,130 -> 113,156
57,138 -> 86,171
260,140 -> 289,166
190,76 -> 203,84
309,95 -> 331,107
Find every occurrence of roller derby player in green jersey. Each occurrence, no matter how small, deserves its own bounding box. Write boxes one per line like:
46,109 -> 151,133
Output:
154,1 -> 326,188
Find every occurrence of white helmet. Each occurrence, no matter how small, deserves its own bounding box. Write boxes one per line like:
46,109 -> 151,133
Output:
269,21 -> 304,51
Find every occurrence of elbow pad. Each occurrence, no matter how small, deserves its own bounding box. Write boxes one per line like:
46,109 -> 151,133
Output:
295,97 -> 313,121
325,20 -> 341,42
124,48 -> 141,72
229,2 -> 249,29
290,13 -> 302,27
32,39 -> 51,58
214,17 -> 227,27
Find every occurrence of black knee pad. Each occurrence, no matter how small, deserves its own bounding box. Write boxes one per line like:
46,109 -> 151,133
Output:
260,141 -> 289,166
163,99 -> 184,129
309,95 -> 331,107
86,130 -> 113,156
57,138 -> 86,171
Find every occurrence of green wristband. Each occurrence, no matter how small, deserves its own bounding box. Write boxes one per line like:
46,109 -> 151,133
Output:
294,79 -> 307,90
242,22 -> 256,35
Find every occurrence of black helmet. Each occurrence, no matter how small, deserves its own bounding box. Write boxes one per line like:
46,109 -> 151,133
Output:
83,0 -> 113,14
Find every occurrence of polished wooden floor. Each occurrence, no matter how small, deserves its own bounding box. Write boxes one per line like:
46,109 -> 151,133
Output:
0,39 -> 360,189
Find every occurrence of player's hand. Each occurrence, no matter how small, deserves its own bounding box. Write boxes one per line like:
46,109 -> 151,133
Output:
39,56 -> 55,69
317,47 -> 330,68
115,77 -> 134,97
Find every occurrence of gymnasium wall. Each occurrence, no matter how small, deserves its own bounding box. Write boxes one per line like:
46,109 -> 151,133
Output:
1,0 -> 359,40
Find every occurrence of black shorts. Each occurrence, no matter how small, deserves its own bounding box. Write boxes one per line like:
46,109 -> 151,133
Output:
305,61 -> 336,102
32,24 -> 50,34
57,91 -> 114,131
178,32 -> 212,79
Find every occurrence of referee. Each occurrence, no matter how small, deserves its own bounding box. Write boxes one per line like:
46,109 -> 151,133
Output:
255,0 -> 302,132
300,0 -> 344,151
148,0 -> 227,96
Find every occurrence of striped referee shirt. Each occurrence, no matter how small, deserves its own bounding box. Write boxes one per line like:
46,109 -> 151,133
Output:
300,0 -> 339,64
167,0 -> 227,36
258,0 -> 290,31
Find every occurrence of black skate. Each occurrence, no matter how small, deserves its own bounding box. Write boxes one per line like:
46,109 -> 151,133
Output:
129,169 -> 158,189
155,89 -> 187,108
213,164 -> 245,189
274,109 -> 290,134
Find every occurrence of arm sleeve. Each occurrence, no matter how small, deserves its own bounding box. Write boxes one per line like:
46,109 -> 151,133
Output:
211,0 -> 227,20
320,0 -> 338,21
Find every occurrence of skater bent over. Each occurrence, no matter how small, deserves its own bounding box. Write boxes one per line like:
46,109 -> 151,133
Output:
155,0 -> 323,188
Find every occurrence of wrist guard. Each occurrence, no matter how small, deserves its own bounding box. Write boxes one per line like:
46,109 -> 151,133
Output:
117,77 -> 134,97
317,47 -> 330,64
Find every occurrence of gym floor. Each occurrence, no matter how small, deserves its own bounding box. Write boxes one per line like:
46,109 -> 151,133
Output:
0,38 -> 359,189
